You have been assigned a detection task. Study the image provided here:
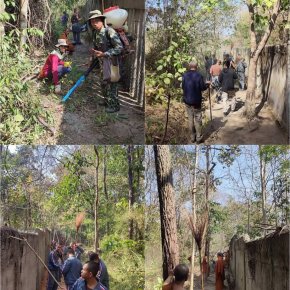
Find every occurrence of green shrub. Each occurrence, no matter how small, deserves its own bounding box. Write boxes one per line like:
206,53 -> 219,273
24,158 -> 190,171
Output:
0,31 -> 48,143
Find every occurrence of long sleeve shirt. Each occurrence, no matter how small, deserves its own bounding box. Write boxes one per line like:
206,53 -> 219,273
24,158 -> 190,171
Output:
182,70 -> 208,108
92,27 -> 123,57
41,50 -> 64,85
47,250 -> 62,271
62,256 -> 82,285
97,259 -> 109,289
219,68 -> 238,92
71,278 -> 107,290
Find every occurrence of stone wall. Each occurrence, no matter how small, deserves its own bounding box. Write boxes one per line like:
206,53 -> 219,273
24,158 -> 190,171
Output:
229,231 -> 289,290
0,227 -> 52,290
235,43 -> 289,132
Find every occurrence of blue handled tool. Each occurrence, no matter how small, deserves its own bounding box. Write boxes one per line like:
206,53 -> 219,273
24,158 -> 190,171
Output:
62,58 -> 100,102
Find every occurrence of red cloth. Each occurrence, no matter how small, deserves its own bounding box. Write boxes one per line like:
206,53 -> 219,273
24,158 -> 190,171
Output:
39,53 -> 64,85
202,257 -> 208,274
215,257 -> 224,290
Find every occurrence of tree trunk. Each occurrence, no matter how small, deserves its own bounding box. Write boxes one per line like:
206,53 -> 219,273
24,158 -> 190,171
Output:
199,250 -> 204,290
19,0 -> 29,47
244,0 -> 281,118
153,145 -> 179,280
103,146 -> 109,235
247,199 -> 250,234
0,0 -> 5,41
127,145 -> 135,239
259,146 -> 267,235
0,145 -> 3,226
244,58 -> 258,117
94,145 -> 100,251
190,145 -> 199,290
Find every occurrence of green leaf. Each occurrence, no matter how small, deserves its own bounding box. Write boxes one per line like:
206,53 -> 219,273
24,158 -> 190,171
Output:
178,68 -> 186,73
14,114 -> 24,122
157,65 -> 163,71
163,78 -> 171,85
171,41 -> 178,47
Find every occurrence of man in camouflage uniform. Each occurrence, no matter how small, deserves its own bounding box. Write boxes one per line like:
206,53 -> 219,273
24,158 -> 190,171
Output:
88,10 -> 123,113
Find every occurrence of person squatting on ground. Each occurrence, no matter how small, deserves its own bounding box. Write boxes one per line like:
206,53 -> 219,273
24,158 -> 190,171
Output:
182,61 -> 210,143
89,252 -> 110,289
71,261 -> 108,290
215,252 -> 225,290
62,247 -> 83,290
236,54 -> 247,90
162,264 -> 189,290
47,243 -> 63,290
218,60 -> 238,116
38,39 -> 72,93
71,8 -> 82,45
88,10 -> 123,113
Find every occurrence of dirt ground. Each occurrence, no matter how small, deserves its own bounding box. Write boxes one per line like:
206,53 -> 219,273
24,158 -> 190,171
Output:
36,38 -> 144,145
146,90 -> 288,145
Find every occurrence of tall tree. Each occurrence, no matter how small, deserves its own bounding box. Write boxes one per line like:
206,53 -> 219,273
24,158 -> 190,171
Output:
244,0 -> 289,117
0,0 -> 5,41
259,146 -> 267,234
19,0 -> 29,47
154,145 -> 180,280
128,145 -> 135,239
94,145 -> 100,251
103,146 -> 109,235
189,145 -> 199,290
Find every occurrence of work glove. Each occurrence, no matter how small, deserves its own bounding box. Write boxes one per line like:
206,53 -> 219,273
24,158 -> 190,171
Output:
55,84 -> 61,93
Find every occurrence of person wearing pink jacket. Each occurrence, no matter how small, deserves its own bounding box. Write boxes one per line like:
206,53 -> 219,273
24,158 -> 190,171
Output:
38,39 -> 72,93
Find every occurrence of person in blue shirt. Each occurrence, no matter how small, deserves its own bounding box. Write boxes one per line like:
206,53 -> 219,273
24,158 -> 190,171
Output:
47,243 -> 63,290
182,61 -> 210,143
62,247 -> 83,290
72,261 -> 107,290
88,252 -> 109,289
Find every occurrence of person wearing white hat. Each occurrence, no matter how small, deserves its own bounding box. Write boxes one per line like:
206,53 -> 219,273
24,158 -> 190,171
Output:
38,39 -> 72,93
88,11 -> 123,113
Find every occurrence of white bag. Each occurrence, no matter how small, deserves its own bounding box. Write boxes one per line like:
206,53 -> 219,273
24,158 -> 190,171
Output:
103,57 -> 120,83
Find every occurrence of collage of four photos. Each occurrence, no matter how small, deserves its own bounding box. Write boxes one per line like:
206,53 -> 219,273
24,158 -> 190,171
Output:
0,0 -> 289,290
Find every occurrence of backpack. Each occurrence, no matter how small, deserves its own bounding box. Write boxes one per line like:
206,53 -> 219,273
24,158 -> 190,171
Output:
104,27 -> 131,55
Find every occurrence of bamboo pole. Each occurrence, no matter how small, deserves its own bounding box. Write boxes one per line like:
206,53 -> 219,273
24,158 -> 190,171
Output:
9,236 -> 63,289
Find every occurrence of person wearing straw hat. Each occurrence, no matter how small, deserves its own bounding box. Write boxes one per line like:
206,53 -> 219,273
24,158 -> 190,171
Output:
88,10 -> 123,113
38,39 -> 72,93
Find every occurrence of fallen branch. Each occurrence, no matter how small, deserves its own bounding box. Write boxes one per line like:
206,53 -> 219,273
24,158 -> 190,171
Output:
9,236 -> 63,289
37,116 -> 56,136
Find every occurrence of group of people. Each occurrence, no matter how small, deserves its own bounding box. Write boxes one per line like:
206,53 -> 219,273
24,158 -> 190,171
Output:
162,252 -> 229,290
47,242 -> 109,290
182,53 -> 247,143
61,10 -> 83,45
38,8 -> 133,113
